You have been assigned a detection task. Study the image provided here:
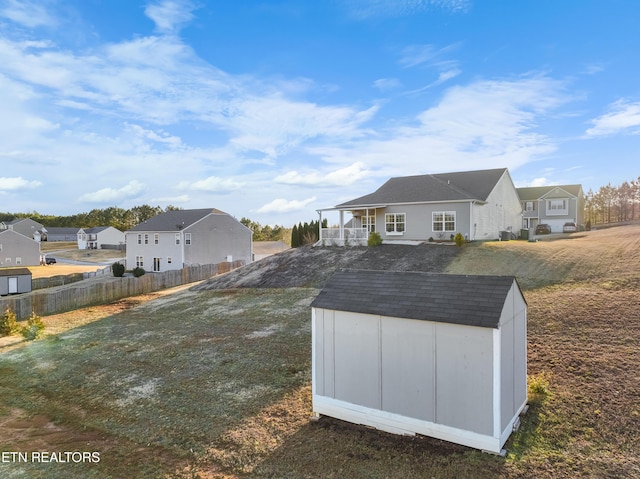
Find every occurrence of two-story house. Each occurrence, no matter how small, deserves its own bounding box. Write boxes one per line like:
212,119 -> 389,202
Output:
125,208 -> 253,272
77,226 -> 125,250
517,185 -> 585,232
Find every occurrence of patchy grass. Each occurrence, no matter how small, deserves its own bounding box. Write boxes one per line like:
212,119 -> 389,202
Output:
0,225 -> 639,478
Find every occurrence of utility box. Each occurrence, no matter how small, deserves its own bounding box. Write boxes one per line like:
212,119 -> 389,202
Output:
311,269 -> 528,454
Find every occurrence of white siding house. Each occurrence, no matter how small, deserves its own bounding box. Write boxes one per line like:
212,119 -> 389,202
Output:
77,226 -> 125,250
311,269 -> 528,454
125,208 -> 253,272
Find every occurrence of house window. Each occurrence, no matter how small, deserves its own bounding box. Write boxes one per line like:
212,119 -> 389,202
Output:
524,201 -> 535,211
136,256 -> 144,268
547,199 -> 568,215
144,234 -> 149,245
167,257 -> 172,264
185,233 -> 191,245
175,233 -> 180,245
433,212 -> 456,232
154,233 -> 159,245
385,213 -> 405,234
5,258 -> 10,264
362,215 -> 376,232
16,257 -> 22,265
137,234 -> 142,245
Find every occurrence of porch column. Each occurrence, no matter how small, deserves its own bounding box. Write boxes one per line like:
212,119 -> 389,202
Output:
339,210 -> 344,240
318,210 -> 323,242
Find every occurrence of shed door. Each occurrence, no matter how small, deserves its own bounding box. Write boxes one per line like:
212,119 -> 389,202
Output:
8,277 -> 18,294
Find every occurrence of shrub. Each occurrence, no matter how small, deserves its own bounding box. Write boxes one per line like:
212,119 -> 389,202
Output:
367,231 -> 383,247
112,262 -> 125,277
132,267 -> 146,277
428,237 -> 434,242
454,233 -> 465,247
0,308 -> 20,336
21,312 -> 45,341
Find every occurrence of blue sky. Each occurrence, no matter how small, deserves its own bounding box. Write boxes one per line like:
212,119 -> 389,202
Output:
1,0 -> 639,227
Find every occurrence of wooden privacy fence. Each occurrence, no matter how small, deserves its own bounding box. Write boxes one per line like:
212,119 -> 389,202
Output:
1,261 -> 243,320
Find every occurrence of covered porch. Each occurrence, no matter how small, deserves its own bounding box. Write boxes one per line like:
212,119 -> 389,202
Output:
316,206 -> 384,246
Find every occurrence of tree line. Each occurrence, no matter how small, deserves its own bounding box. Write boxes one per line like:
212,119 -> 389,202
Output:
0,205 -> 181,233
585,176 -> 640,225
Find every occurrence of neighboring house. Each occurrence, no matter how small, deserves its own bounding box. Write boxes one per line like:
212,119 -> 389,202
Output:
0,230 -> 41,267
517,185 -> 585,233
44,227 -> 81,242
311,269 -> 528,454
125,208 -> 253,272
0,268 -> 32,295
77,226 -> 125,250
319,168 -> 522,243
0,218 -> 45,240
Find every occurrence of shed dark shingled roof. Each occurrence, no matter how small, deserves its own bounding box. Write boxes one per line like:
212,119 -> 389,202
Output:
336,168 -> 508,208
311,269 -> 520,328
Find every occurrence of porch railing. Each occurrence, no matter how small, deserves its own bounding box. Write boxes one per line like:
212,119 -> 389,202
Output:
320,228 -> 370,245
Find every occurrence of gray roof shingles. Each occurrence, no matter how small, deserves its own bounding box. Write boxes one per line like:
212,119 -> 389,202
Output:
127,208 -> 226,232
336,168 -> 508,208
516,185 -> 583,201
311,269 -> 521,328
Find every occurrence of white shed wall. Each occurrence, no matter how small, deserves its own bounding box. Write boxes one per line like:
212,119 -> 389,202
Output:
312,307 -> 515,452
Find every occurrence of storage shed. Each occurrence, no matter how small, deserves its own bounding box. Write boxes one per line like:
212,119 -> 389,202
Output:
311,269 -> 527,454
0,268 -> 33,296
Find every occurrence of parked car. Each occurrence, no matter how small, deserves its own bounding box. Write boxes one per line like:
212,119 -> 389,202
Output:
45,256 -> 56,265
535,224 -> 552,235
563,222 -> 577,233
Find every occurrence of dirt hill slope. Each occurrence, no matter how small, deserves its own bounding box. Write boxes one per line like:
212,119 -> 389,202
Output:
194,243 -> 460,290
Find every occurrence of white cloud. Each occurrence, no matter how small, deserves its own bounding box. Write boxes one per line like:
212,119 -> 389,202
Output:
257,197 -> 317,213
585,100 -> 640,137
373,78 -> 402,91
312,76 -> 568,173
145,0 -> 197,34
127,124 -> 183,148
0,0 -> 56,28
78,180 -> 145,203
0,176 -> 42,191
275,162 -> 371,186
177,176 -> 244,193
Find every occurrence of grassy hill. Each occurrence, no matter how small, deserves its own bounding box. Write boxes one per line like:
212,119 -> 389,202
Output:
0,226 -> 638,478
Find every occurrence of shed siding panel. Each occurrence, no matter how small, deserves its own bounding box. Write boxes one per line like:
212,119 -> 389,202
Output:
500,309 -> 515,429
380,316 -> 436,421
513,293 -> 528,415
435,322 -> 494,435
334,311 -> 381,410
313,309 -> 325,397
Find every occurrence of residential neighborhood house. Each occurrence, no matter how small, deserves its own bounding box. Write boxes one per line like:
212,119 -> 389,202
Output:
318,168 -> 523,244
125,208 -> 253,272
77,226 -> 125,250
517,185 -> 585,233
0,230 -> 41,267
0,218 -> 45,240
43,227 -> 81,242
